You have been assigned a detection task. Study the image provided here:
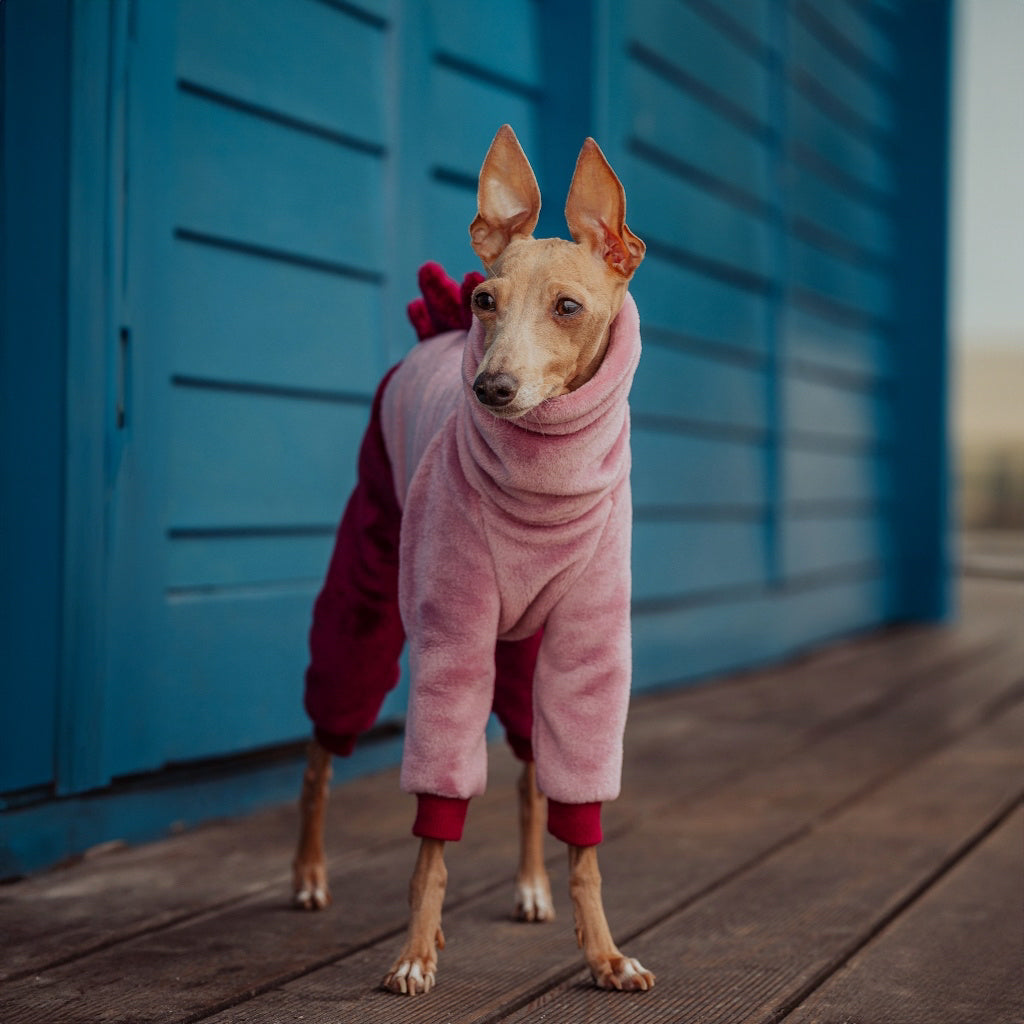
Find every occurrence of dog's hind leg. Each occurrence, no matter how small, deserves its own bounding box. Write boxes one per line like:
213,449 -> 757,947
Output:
382,838 -> 448,994
514,761 -> 554,921
568,844 -> 654,991
292,738 -> 332,910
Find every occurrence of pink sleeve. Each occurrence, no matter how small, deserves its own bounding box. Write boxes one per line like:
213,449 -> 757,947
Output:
531,488 -> 633,807
397,435 -> 502,802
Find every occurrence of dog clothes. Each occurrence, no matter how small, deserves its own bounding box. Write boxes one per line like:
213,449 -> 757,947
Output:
304,265 -> 641,847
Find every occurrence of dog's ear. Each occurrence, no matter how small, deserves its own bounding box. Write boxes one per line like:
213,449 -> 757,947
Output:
565,138 -> 645,279
470,125 -> 542,269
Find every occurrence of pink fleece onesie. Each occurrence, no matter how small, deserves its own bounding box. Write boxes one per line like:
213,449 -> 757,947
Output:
304,265 -> 641,847
381,292 -> 641,844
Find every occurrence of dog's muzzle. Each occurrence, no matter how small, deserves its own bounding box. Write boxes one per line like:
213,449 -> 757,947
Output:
473,371 -> 519,409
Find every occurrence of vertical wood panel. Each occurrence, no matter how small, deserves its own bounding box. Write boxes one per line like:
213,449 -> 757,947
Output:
0,0 -> 71,793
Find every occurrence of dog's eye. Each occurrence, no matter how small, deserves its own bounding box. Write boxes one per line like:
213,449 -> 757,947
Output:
555,298 -> 582,317
474,291 -> 496,312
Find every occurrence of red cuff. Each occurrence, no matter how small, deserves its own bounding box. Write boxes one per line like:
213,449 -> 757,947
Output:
547,800 -> 603,846
314,727 -> 357,757
413,794 -> 471,841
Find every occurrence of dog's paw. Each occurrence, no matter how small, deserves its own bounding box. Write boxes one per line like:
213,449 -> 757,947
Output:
514,875 -> 555,922
381,956 -> 437,995
292,860 -> 330,911
589,954 -> 655,992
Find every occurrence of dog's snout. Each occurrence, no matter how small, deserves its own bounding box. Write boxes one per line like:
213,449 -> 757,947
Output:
473,371 -> 520,408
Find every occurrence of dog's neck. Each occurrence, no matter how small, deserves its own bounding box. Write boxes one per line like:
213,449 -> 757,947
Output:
455,294 -> 641,526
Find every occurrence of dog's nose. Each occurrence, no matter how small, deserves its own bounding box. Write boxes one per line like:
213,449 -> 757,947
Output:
473,371 -> 519,408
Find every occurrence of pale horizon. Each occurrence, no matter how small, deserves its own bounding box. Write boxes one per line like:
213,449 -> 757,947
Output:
950,0 -> 1024,351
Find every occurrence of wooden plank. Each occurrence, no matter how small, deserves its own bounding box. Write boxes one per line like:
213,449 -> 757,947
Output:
154,587 -> 319,762
786,808 -> 1024,1024
167,531 -> 334,591
175,88 -> 385,274
783,305 -> 892,381
632,520 -> 765,602
788,235 -> 892,321
784,373 -> 888,447
780,512 -> 890,578
787,85 -> 894,196
631,571 -> 890,689
632,429 -> 765,509
428,68 -> 538,180
420,178 -> 488,281
702,0 -> 772,43
783,446 -> 890,506
632,256 -> 769,356
176,0 -> 389,146
171,239 -> 388,396
625,154 -> 774,280
166,385 -> 367,529
789,9 -> 894,135
776,570 -> 887,652
832,0 -> 898,73
626,59 -> 772,204
625,2 -> 771,127
789,159 -> 894,260
633,346 -> 767,434
427,0 -> 541,89
0,0 -> 70,793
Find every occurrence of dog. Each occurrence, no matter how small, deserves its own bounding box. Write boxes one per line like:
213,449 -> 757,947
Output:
293,125 -> 653,995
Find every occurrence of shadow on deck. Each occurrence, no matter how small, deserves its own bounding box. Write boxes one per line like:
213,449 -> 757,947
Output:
2,573 -> 1022,1023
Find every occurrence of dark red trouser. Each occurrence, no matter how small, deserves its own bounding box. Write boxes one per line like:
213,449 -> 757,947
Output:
304,366 -> 540,764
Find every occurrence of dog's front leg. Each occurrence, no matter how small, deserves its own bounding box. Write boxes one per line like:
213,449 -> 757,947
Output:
382,838 -> 448,995
568,844 -> 654,991
292,737 -> 332,909
515,762 -> 554,921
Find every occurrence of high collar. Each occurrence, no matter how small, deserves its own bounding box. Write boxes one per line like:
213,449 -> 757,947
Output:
455,294 -> 641,524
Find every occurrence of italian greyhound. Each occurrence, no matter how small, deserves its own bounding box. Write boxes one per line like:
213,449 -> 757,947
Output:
293,125 -> 653,995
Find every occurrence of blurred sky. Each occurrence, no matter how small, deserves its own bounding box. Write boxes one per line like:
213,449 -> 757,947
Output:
950,0 -> 1024,348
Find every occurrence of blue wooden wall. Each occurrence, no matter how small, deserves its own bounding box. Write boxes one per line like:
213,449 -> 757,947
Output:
0,0 -> 951,875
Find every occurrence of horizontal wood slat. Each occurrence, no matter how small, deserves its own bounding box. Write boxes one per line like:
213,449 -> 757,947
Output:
167,385 -> 366,529
175,89 -> 385,275
172,239 -> 387,396
625,2 -> 772,129
176,0 -> 389,148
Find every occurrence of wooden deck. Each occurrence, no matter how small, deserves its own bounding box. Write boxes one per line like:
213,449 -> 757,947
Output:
2,573 -> 1022,1024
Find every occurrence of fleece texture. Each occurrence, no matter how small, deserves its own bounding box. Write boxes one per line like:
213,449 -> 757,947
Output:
304,264 -> 641,846
380,292 -> 642,821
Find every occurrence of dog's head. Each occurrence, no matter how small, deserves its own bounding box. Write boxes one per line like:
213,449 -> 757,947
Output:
467,125 -> 645,420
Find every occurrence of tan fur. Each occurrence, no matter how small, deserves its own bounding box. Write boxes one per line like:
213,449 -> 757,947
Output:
293,125 -> 653,995
569,845 -> 654,991
292,740 -> 332,910
515,762 -> 554,922
382,838 -> 448,995
468,127 -> 645,420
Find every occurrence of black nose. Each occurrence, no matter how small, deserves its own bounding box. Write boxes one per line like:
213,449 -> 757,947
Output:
473,371 -> 519,408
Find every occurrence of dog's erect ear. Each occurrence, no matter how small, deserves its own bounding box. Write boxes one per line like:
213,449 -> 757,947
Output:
470,125 -> 542,269
565,138 -> 645,279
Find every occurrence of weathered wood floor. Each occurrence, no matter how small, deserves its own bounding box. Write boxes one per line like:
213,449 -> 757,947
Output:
2,574 -> 1022,1024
